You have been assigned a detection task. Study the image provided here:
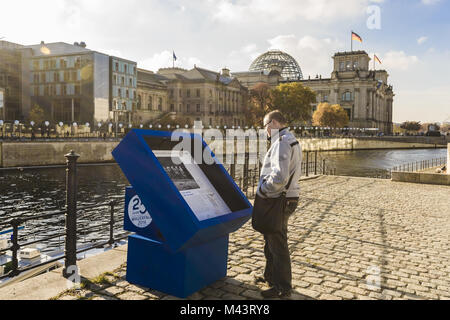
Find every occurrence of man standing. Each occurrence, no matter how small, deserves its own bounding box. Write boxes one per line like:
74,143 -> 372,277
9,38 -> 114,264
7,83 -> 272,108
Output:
254,110 -> 302,298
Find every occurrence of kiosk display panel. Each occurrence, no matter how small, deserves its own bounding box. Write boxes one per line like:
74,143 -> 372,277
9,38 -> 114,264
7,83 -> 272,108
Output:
154,150 -> 231,221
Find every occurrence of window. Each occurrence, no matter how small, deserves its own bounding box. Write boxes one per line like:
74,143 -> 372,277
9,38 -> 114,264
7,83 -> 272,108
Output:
122,77 -> 125,85
196,89 -> 200,97
170,104 -> 174,112
129,78 -> 133,86
113,75 -> 117,84
124,65 -> 127,73
75,85 -> 80,95
118,88 -> 122,97
115,62 -> 119,71
196,104 -> 200,112
342,91 -> 353,101
158,98 -> 162,111
149,97 -> 153,110
126,90 -> 129,98
346,61 -> 351,70
55,72 -> 60,82
137,95 -> 142,110
187,89 -> 191,98
353,61 -> 359,70
339,62 -> 345,71
323,95 -> 328,102
187,104 -> 190,112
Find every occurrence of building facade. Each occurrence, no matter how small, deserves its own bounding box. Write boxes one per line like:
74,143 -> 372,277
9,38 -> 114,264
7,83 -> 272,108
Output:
0,41 -> 26,121
158,66 -> 248,128
234,50 -> 395,134
299,51 -> 394,134
0,40 -> 137,126
135,68 -> 169,124
110,57 -> 137,123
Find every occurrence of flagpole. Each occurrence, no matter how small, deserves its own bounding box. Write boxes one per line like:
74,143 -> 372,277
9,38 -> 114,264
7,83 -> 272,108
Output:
351,31 -> 353,52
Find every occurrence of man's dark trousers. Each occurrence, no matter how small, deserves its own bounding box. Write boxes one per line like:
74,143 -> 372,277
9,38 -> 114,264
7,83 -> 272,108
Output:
263,202 -> 297,292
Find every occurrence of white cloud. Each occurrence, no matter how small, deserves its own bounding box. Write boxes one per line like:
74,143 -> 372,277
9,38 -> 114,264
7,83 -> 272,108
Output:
421,0 -> 441,5
267,34 -> 344,78
139,51 -> 204,72
211,0 -> 372,23
381,51 -> 419,71
417,36 -> 428,45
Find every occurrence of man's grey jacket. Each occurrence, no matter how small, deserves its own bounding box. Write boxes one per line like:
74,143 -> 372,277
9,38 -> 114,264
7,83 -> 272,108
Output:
257,128 -> 302,199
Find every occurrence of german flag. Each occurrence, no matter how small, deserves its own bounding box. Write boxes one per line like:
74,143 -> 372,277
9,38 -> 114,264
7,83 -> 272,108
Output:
374,54 -> 382,64
352,31 -> 363,43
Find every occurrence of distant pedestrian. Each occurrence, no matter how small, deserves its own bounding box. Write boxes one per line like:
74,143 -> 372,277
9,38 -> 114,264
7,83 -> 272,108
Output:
252,110 -> 302,299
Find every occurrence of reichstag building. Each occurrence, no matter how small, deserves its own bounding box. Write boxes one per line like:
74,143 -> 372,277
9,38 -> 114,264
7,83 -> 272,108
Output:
233,50 -> 394,134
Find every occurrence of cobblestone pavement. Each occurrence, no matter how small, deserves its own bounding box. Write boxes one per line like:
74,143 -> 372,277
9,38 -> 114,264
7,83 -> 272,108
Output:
55,176 -> 450,300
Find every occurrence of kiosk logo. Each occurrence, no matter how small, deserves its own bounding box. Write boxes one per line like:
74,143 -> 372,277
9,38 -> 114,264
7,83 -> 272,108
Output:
128,195 -> 152,228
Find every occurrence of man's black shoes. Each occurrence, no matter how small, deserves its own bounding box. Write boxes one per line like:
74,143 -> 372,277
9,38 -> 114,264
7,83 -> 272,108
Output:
255,276 -> 273,287
261,287 -> 292,299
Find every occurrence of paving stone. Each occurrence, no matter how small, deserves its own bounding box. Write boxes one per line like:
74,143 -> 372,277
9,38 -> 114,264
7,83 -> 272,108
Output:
117,291 -> 149,300
91,294 -> 119,300
98,286 -> 125,297
333,290 -> 355,300
241,289 -> 263,300
319,294 -> 343,300
222,284 -> 246,295
294,288 -> 321,299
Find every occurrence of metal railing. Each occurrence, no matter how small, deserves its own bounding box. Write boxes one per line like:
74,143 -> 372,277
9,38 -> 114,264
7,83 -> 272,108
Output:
0,151 -> 129,281
391,157 -> 447,173
225,150 -> 336,199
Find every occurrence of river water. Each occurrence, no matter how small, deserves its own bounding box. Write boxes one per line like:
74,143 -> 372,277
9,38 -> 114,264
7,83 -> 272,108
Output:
0,147 -> 447,253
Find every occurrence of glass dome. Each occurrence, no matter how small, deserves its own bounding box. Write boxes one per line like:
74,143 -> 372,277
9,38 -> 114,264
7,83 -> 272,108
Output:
249,50 -> 304,80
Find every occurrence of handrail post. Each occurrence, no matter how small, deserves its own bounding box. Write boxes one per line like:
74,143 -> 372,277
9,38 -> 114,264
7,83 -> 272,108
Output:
63,150 -> 80,278
314,151 -> 318,175
10,219 -> 21,277
243,151 -> 249,194
109,201 -> 115,246
306,152 -> 310,177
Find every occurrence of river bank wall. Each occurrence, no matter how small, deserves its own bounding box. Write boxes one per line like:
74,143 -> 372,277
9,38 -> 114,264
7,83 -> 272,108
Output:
0,138 -> 446,168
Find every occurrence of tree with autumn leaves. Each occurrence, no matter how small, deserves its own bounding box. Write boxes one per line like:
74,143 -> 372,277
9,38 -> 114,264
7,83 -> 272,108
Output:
244,82 -> 316,127
312,103 -> 349,129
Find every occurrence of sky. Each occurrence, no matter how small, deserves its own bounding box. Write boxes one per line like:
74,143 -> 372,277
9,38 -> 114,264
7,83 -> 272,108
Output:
1,0 -> 449,124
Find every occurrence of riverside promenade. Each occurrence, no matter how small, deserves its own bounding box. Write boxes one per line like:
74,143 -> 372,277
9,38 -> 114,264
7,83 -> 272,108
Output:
2,175 -> 449,300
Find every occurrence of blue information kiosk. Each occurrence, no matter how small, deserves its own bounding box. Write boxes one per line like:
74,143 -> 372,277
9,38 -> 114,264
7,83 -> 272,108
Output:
112,130 -> 253,298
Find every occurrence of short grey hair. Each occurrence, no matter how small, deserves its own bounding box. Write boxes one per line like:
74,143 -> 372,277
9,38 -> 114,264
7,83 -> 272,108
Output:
265,110 -> 287,126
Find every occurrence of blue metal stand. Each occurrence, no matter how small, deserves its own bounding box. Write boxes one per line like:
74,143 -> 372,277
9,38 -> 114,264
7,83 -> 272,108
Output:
126,234 -> 229,298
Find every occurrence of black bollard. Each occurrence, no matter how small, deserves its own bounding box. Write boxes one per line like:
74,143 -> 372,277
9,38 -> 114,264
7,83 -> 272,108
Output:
63,150 -> 80,278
